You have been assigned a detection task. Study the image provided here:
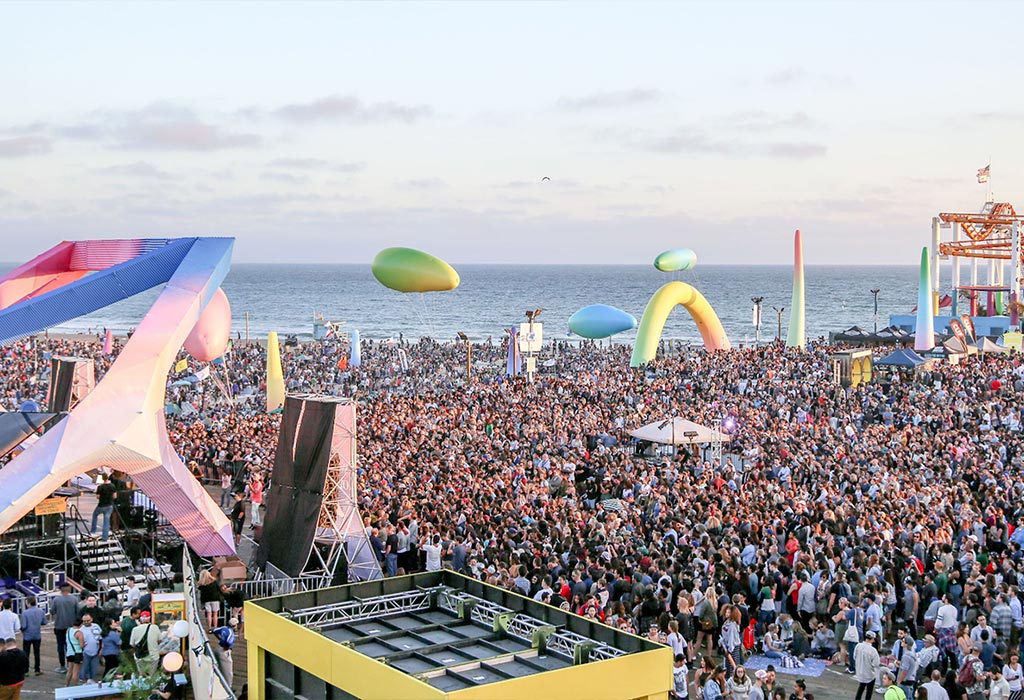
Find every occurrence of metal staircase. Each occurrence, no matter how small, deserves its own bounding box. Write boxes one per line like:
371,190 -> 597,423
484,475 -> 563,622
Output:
68,532 -> 134,593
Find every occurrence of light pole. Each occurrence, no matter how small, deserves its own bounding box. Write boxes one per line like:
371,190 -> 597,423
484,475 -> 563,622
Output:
751,296 -> 764,345
771,306 -> 785,341
870,288 -> 881,333
457,332 -> 471,385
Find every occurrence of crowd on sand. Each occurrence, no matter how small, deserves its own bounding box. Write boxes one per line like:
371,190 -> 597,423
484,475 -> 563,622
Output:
5,331 -> 1024,700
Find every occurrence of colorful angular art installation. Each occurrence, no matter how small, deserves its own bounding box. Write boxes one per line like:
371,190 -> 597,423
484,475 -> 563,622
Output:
786,229 -> 806,349
0,238 -> 236,555
915,247 -> 935,351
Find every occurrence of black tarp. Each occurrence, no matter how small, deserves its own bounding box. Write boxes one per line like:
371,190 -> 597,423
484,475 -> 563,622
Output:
0,412 -> 59,460
259,396 -> 336,576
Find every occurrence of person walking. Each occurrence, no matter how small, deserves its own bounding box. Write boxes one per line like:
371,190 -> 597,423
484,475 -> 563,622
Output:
51,583 -> 78,673
90,475 -> 116,540
211,618 -> 237,691
17,598 -> 43,676
855,631 -> 881,700
0,638 -> 28,700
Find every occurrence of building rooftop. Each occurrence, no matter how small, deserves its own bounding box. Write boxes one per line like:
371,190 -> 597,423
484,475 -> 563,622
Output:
246,571 -> 671,700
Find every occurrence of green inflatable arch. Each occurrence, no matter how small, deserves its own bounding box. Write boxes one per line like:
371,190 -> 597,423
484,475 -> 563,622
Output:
630,281 -> 731,367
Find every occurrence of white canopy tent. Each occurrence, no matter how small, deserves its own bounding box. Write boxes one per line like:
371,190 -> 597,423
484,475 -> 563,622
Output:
977,337 -> 1008,354
628,417 -> 731,446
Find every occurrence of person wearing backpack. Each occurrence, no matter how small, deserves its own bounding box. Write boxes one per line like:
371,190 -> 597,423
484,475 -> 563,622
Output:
128,611 -> 159,675
957,644 -> 987,700
211,618 -> 237,691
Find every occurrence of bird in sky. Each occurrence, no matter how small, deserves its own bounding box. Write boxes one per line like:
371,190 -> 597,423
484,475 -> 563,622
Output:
541,176 -> 550,182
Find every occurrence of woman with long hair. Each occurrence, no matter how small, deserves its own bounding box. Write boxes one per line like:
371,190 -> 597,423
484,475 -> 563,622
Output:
695,587 -> 719,658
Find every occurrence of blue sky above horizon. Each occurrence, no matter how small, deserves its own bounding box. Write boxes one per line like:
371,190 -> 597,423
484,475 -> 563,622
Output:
1,1 -> 1022,265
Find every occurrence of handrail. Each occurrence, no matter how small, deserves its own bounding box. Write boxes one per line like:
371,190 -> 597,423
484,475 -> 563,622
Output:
182,551 -> 236,699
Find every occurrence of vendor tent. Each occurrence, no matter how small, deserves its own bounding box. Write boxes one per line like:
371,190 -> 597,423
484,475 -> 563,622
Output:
977,337 -> 1008,354
942,337 -> 975,355
833,326 -> 872,342
876,348 -> 927,368
628,417 -> 730,445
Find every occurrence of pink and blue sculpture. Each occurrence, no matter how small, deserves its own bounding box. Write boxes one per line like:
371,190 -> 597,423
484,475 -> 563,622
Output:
0,238 -> 236,555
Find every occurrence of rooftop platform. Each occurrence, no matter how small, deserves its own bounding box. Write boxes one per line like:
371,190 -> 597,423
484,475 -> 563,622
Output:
245,570 -> 672,700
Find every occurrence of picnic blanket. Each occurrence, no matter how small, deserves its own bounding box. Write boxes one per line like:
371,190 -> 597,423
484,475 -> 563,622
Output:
744,655 -> 828,678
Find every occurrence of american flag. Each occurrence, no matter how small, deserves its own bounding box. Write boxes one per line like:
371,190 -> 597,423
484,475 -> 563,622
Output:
977,164 -> 990,183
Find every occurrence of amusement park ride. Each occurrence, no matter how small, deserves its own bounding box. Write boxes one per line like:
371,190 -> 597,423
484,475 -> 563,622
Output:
931,200 -> 1024,323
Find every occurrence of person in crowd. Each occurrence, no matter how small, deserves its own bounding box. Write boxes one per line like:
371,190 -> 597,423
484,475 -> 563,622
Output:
51,583 -> 78,674
726,666 -> 751,700
855,631 -> 881,700
91,475 -> 117,540
882,671 -> 908,700
64,618 -> 84,686
17,598 -> 43,677
0,603 -> 18,643
100,619 -> 121,677
129,611 -> 159,675
198,569 -> 221,629
78,612 -> 102,683
211,618 -> 237,691
671,652 -> 689,700
0,638 -> 28,700
920,670 -> 950,700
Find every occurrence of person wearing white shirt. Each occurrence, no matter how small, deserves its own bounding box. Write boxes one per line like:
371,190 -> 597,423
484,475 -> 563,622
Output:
124,576 -> 141,609
1003,653 -> 1023,697
920,670 -> 949,700
0,600 -> 19,640
988,667 -> 1012,700
934,597 -> 959,629
422,535 -> 443,572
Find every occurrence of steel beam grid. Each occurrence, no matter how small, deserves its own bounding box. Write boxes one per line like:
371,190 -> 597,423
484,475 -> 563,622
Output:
285,589 -> 431,628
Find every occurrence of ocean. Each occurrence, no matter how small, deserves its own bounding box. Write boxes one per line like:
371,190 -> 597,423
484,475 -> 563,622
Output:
4,264 -> 919,344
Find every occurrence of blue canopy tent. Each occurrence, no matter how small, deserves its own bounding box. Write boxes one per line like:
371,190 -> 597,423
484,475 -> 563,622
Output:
876,348 -> 927,368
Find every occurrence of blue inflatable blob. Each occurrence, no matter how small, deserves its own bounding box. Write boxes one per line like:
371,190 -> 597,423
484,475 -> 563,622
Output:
568,304 -> 638,339
654,248 -> 697,272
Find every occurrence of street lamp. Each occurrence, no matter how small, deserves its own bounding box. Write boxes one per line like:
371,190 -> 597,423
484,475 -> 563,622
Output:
751,296 -> 764,345
457,332 -> 471,385
771,306 -> 785,341
870,288 -> 881,333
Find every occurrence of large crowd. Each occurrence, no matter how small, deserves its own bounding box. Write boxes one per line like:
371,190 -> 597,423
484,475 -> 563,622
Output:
3,331 -> 1024,700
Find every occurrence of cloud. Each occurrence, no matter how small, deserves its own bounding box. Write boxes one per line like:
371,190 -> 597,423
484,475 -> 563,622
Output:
598,124 -> 826,160
764,68 -> 854,88
63,103 -> 261,151
556,88 -> 661,111
266,157 -> 366,173
0,136 -> 51,158
260,171 -> 309,185
268,95 -> 432,125
93,161 -> 176,180
719,111 -> 814,132
396,177 -> 446,190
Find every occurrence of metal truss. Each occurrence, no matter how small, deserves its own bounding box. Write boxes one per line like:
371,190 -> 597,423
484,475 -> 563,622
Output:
709,417 -> 724,466
284,589 -> 431,629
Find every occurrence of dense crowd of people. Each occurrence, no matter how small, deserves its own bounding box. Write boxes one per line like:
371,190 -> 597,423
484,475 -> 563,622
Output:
4,330 -> 1024,699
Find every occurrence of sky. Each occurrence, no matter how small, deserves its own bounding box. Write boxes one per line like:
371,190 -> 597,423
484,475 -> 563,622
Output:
1,0 -> 1023,265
